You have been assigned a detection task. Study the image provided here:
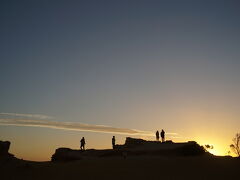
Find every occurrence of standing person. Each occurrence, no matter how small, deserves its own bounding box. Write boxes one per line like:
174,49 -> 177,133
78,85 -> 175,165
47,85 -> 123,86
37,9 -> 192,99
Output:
156,130 -> 160,141
112,136 -> 116,149
80,137 -> 86,150
161,129 -> 165,142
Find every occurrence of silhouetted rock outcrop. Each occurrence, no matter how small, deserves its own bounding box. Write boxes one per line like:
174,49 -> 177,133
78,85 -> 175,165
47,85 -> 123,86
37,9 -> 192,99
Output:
51,148 -> 82,161
0,140 -> 14,160
51,138 -> 206,161
0,141 -> 10,155
51,148 -> 124,161
175,141 -> 205,156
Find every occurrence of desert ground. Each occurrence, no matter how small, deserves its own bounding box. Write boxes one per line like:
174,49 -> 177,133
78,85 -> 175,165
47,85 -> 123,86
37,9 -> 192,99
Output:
1,155 -> 239,180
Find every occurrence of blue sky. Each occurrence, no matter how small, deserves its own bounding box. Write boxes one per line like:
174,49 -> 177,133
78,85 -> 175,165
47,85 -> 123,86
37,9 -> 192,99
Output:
1,0 -> 240,160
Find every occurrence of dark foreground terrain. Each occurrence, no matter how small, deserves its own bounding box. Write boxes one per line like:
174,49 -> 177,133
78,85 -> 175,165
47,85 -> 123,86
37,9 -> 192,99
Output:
1,139 -> 239,180
1,155 -> 239,180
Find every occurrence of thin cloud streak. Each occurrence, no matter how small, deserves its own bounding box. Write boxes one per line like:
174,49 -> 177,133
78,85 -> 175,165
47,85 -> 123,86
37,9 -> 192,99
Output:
0,118 -> 178,137
0,119 -> 154,136
0,112 -> 53,119
0,113 -> 179,137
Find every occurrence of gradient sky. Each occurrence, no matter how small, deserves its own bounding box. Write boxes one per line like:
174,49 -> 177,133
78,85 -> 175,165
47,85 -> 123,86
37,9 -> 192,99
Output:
1,0 -> 240,161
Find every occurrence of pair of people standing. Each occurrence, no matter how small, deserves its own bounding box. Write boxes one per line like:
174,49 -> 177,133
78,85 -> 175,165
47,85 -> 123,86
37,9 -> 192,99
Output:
156,129 -> 165,142
80,136 -> 116,150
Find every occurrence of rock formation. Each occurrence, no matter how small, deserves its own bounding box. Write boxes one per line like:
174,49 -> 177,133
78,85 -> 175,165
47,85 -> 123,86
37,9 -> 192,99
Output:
51,137 -> 205,161
0,141 -> 10,154
0,141 -> 14,159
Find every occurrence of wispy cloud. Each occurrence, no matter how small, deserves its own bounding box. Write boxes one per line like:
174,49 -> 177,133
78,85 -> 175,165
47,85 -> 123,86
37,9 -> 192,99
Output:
0,118 -> 155,136
0,113 -> 179,137
0,112 -> 53,119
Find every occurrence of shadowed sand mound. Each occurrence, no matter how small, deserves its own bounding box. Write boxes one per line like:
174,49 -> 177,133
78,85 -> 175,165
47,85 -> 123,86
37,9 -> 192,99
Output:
1,139 -> 239,180
0,140 -> 16,161
51,137 -> 206,161
1,155 -> 239,180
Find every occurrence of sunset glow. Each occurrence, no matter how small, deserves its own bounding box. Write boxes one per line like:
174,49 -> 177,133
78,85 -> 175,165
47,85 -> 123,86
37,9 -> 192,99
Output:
1,0 -> 240,161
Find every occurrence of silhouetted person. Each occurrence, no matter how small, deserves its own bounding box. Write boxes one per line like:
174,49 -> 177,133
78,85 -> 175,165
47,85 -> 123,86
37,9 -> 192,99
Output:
161,129 -> 165,142
156,130 -> 160,141
80,137 -> 86,150
112,136 -> 116,149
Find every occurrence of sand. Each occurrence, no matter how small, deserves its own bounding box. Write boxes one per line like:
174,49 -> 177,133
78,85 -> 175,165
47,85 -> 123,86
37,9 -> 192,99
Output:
1,155 -> 239,180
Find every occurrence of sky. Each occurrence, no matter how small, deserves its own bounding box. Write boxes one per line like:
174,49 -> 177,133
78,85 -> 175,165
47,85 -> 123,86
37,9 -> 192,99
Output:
0,0 -> 240,161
